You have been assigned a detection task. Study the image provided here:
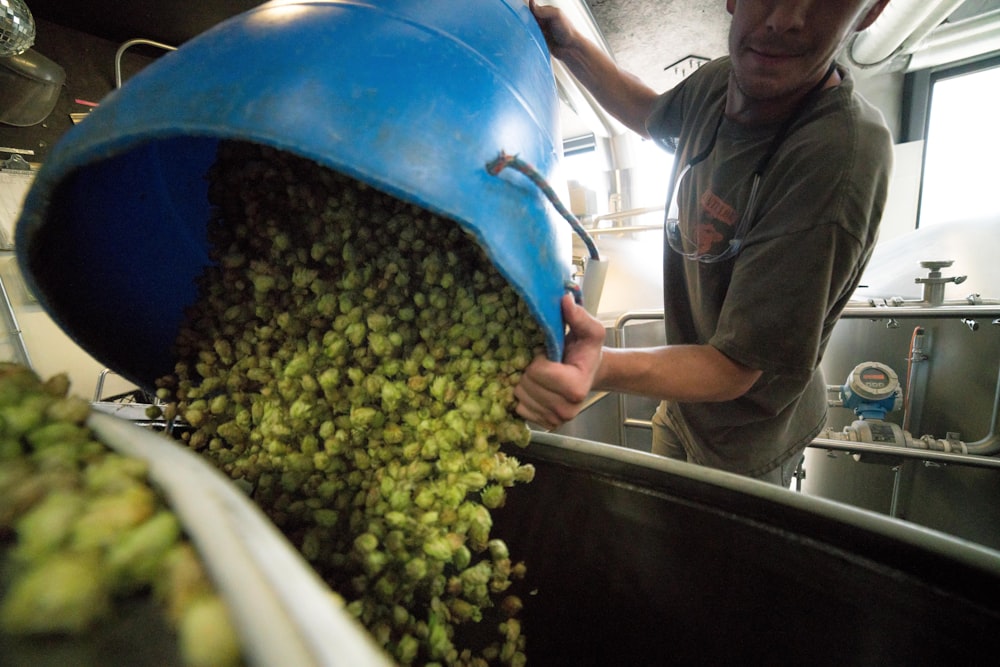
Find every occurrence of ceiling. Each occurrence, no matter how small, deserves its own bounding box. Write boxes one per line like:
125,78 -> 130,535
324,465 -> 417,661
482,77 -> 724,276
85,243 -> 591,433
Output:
560,0 -> 1000,138
582,0 -> 1000,90
584,0 -> 732,93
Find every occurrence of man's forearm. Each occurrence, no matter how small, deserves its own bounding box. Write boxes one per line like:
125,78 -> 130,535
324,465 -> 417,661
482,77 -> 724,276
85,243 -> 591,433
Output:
595,344 -> 762,403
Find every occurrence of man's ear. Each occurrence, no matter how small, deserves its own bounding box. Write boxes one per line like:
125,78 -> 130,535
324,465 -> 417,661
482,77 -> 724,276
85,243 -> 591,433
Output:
726,0 -> 736,17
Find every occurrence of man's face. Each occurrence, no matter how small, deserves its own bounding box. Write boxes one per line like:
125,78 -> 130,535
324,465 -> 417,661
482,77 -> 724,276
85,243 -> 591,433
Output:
725,0 -> 884,104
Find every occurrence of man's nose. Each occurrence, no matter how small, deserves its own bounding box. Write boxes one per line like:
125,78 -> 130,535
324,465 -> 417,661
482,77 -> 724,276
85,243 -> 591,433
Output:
765,0 -> 809,33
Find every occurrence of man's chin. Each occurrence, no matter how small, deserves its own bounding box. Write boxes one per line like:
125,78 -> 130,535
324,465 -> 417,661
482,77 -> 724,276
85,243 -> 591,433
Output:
733,67 -> 812,108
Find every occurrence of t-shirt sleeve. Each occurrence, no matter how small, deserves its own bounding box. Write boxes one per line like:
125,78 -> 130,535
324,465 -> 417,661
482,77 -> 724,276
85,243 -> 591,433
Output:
645,57 -> 731,153
710,222 -> 867,377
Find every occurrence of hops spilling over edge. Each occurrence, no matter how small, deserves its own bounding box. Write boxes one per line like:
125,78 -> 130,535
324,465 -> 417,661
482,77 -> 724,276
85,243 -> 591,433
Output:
0,363 -> 241,667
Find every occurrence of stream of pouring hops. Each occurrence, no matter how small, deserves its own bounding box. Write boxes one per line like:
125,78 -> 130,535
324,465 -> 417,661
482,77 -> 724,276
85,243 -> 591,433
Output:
154,141 -> 545,666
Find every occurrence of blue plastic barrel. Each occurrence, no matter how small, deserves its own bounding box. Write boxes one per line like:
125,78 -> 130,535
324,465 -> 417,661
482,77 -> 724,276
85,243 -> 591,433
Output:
15,0 -> 570,391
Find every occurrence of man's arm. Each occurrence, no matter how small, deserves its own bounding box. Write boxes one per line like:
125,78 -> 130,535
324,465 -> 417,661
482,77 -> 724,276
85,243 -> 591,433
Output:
514,295 -> 762,430
529,0 -> 660,138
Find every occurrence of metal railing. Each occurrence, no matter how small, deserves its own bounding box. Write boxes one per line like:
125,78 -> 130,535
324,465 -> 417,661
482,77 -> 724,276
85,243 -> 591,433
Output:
608,308 -> 1000,476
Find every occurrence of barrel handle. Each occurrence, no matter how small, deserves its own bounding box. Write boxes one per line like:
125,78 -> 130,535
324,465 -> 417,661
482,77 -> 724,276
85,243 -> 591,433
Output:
486,151 -> 601,262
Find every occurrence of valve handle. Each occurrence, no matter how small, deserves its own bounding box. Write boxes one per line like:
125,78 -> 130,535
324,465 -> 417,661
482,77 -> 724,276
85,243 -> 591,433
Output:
920,260 -> 953,271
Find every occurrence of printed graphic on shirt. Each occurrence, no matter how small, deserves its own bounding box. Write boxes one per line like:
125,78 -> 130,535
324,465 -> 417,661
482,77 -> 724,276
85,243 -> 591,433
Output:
692,189 -> 738,255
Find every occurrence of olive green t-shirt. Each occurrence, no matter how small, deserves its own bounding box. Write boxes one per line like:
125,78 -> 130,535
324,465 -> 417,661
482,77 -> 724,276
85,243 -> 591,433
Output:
645,57 -> 893,476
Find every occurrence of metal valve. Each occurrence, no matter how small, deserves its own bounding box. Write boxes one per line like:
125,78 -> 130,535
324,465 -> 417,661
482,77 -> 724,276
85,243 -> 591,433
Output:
914,260 -> 967,306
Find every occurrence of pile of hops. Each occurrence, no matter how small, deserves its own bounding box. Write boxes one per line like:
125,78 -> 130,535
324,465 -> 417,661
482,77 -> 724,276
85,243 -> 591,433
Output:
153,141 -> 545,666
0,364 -> 240,667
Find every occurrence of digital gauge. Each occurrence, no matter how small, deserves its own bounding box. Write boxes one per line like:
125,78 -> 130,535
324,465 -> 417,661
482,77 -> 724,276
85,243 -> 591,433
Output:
841,361 -> 902,419
848,362 -> 899,401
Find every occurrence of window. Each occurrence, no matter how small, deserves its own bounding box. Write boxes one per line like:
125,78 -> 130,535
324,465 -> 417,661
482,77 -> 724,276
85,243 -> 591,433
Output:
560,134 -> 674,218
918,59 -> 1000,227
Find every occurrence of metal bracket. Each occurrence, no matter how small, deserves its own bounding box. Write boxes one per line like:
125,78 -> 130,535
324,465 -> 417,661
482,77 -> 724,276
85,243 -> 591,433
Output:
0,154 -> 31,171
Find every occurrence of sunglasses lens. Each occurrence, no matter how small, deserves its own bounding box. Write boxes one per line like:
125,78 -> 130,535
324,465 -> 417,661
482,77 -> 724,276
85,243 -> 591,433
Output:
665,174 -> 759,264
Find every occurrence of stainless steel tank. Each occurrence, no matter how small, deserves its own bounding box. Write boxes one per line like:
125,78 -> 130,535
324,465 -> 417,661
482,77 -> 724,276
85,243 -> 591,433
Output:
497,432 -> 1000,666
804,219 -> 1000,550
556,219 -> 1000,552
8,425 -> 999,665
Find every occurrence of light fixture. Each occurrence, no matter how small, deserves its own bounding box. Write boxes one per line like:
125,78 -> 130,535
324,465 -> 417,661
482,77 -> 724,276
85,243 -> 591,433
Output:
0,0 -> 66,127
0,0 -> 35,56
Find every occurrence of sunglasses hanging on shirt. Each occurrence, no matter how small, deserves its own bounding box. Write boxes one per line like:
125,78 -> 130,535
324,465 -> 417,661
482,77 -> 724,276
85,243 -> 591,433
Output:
665,62 -> 837,263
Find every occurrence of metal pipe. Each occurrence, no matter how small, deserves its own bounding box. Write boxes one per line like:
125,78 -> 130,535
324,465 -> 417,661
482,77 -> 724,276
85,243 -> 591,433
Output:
847,0 -> 966,68
809,437 -> 1000,471
0,271 -> 31,367
612,310 -> 665,334
841,304 -> 1000,319
907,8 -> 1000,72
607,307 -> 1000,465
966,363 -> 1000,455
901,326 -> 927,434
547,0 -> 625,140
587,206 -> 664,225
613,311 -> 663,448
93,368 -> 112,402
888,464 -> 903,518
840,305 -> 1000,454
609,416 -> 1000,471
587,225 -> 662,235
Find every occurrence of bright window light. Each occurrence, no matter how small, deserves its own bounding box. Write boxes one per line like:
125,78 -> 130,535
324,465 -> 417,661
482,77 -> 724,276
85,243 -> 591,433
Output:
561,137 -> 674,217
562,148 -> 605,197
919,63 -> 1000,227
632,138 -> 674,210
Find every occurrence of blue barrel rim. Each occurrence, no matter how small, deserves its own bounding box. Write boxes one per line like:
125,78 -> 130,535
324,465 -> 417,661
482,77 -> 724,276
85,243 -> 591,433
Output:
14,0 -> 571,391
